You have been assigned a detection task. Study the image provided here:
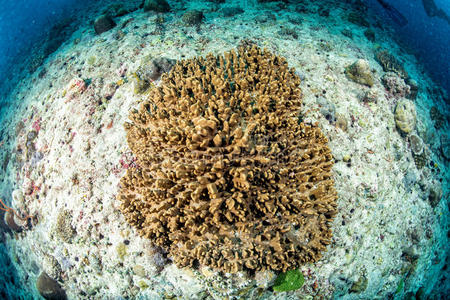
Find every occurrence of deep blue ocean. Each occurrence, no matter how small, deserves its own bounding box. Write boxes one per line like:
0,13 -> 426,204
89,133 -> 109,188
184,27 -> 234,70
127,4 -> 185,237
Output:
366,0 -> 450,97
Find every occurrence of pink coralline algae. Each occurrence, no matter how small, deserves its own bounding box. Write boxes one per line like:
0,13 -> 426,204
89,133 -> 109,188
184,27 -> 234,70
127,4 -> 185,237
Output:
32,118 -> 41,133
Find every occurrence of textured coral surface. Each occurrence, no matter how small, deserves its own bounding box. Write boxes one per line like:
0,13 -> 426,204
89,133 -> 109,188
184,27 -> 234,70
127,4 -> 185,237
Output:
118,45 -> 337,273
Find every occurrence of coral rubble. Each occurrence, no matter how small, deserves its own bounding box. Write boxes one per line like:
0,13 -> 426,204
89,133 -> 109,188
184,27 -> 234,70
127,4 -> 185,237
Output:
118,45 -> 337,274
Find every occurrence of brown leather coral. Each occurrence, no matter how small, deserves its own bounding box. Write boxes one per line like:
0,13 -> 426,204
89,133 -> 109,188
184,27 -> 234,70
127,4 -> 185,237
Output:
118,45 -> 337,273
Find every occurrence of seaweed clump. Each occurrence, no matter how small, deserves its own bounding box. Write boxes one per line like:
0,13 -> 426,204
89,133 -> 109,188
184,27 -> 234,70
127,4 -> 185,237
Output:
118,45 -> 337,273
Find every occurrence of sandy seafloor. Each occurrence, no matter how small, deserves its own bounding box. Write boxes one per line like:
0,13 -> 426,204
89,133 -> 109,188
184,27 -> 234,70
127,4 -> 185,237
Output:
0,0 -> 448,299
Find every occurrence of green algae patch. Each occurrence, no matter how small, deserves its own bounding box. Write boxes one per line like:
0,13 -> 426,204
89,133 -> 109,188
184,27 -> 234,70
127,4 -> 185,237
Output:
272,269 -> 304,292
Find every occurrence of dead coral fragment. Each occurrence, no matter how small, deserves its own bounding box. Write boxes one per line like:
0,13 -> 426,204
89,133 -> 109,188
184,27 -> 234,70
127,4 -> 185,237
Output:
118,45 -> 338,274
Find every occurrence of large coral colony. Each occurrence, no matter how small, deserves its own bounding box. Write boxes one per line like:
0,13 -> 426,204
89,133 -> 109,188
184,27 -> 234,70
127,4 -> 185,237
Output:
118,45 -> 338,274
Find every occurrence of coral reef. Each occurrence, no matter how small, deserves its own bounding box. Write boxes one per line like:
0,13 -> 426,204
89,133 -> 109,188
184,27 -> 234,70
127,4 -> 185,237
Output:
381,72 -> 411,98
94,15 -> 116,35
409,134 -> 424,156
341,28 -> 353,38
406,78 -> 419,99
364,28 -> 375,42
375,50 -> 408,78
182,10 -> 204,26
430,106 -> 445,130
347,12 -> 369,27
345,59 -> 375,87
1,1 -> 448,298
381,72 -> 411,99
143,0 -> 170,12
118,45 -> 337,274
428,182 -> 442,208
394,99 -> 416,134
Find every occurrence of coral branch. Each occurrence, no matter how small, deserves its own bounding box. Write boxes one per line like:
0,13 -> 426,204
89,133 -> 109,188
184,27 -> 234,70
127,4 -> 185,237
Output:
118,45 -> 337,273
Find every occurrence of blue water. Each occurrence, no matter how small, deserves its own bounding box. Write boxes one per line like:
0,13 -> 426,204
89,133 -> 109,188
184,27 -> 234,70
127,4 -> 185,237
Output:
0,0 -> 77,65
0,0 -> 92,102
367,0 -> 450,97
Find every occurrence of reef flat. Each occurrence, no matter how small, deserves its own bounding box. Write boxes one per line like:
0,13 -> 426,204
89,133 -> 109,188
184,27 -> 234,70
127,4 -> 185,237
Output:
0,1 -> 448,299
